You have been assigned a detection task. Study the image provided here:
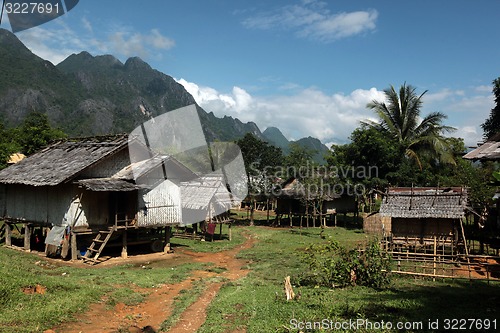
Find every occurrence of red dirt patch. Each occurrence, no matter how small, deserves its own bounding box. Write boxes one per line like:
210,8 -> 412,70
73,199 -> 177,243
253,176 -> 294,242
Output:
51,234 -> 255,333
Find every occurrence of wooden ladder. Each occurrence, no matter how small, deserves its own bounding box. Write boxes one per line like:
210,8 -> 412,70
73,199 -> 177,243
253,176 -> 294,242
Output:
83,228 -> 115,265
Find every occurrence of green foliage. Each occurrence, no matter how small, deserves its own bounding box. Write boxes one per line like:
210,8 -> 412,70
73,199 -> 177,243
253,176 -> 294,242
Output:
285,142 -> 316,170
300,239 -> 391,289
0,122 -> 22,169
481,77 -> 500,139
236,133 -> 283,175
328,125 -> 401,188
18,111 -> 67,155
364,83 -> 456,170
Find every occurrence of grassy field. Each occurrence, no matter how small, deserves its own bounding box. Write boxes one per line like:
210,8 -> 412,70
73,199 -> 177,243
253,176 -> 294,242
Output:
198,226 -> 500,332
0,215 -> 499,332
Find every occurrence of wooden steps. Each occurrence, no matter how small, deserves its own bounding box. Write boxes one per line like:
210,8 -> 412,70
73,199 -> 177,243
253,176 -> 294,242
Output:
82,228 -> 115,265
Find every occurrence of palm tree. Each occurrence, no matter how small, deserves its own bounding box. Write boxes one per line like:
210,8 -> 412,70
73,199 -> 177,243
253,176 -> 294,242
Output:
363,83 -> 456,169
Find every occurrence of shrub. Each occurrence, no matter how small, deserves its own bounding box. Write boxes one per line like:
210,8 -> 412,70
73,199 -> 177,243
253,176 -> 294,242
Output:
299,239 -> 391,289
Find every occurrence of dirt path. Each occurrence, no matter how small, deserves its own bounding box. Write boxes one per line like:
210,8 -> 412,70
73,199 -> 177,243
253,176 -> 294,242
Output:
49,235 -> 255,333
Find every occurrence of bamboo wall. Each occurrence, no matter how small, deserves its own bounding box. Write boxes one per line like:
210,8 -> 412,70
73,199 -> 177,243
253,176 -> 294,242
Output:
363,212 -> 391,236
137,179 -> 181,226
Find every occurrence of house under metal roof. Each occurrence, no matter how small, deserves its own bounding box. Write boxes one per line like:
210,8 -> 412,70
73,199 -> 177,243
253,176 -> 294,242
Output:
463,133 -> 500,161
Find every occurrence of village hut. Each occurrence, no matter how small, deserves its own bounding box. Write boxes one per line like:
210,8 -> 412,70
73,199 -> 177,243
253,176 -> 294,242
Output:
273,177 -> 358,227
0,134 -> 198,262
379,187 -> 469,255
178,174 -> 235,240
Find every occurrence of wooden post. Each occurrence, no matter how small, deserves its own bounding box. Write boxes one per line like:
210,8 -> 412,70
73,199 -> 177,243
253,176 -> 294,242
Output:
5,223 -> 12,246
71,232 -> 78,260
23,223 -> 31,251
433,236 -> 437,281
164,226 -> 171,252
219,223 -> 223,239
121,230 -> 128,259
228,223 -> 232,241
284,276 -> 295,301
266,198 -> 270,224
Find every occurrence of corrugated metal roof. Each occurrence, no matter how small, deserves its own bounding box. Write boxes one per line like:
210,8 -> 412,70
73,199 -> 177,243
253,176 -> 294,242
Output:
180,175 -> 233,210
0,135 -> 129,186
463,133 -> 500,161
379,187 -> 467,219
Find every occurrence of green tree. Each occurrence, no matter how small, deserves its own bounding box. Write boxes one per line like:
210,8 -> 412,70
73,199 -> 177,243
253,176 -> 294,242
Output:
481,77 -> 500,139
0,122 -> 22,169
364,83 -> 456,169
236,133 -> 283,225
18,112 -> 66,155
285,142 -> 316,172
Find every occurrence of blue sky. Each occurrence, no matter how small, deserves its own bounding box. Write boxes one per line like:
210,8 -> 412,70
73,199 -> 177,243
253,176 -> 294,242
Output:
1,0 -> 499,146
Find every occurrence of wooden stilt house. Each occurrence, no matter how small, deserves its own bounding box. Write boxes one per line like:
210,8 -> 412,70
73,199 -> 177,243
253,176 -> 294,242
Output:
379,187 -> 469,256
0,135 -> 197,263
273,177 -> 357,227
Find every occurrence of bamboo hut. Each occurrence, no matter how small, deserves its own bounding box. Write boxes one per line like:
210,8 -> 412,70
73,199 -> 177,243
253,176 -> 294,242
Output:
273,177 -> 357,227
0,135 -> 197,262
379,187 -> 469,255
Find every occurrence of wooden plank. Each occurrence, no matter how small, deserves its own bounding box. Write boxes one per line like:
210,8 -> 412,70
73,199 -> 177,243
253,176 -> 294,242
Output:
121,230 -> 128,259
23,223 -> 31,251
5,223 -> 12,246
71,232 -> 78,260
164,226 -> 171,252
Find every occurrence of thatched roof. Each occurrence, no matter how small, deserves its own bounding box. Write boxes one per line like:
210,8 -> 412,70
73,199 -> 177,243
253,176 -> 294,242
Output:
379,187 -> 468,219
76,178 -> 141,192
0,135 -> 128,186
180,175 -> 233,210
463,133 -> 500,161
275,177 -> 341,200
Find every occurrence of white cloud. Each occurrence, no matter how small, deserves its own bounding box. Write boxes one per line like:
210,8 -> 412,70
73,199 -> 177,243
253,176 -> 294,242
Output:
81,16 -> 92,33
242,0 -> 378,42
178,78 -> 494,148
454,126 -> 483,147
177,78 -> 385,143
16,20 -> 174,64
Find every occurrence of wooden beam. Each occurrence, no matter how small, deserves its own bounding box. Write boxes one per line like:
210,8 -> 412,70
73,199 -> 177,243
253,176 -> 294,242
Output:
71,232 -> 78,260
5,223 -> 12,246
164,226 -> 171,252
121,230 -> 128,259
23,223 -> 31,251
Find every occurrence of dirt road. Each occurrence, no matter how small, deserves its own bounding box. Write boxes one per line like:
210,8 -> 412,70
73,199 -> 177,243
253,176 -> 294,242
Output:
49,235 -> 255,333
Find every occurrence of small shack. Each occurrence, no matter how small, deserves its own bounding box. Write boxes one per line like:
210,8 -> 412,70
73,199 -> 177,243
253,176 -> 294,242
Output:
379,187 -> 469,255
178,174 -> 235,240
274,177 -> 358,227
0,135 -> 197,263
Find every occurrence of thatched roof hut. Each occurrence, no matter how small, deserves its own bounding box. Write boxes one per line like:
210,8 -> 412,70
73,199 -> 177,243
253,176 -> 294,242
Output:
380,187 -> 468,220
379,187 -> 469,249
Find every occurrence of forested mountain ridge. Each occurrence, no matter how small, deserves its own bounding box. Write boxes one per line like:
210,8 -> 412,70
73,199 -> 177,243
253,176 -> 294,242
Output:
0,28 -> 327,158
